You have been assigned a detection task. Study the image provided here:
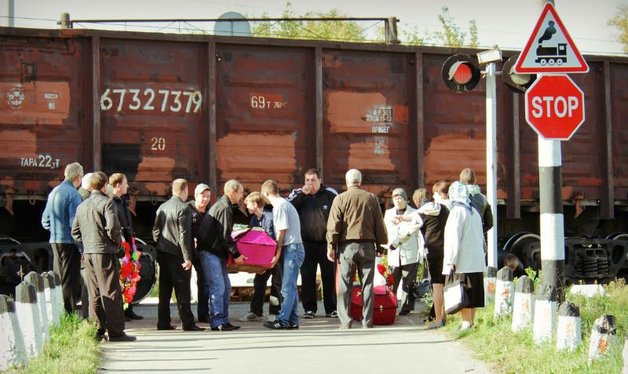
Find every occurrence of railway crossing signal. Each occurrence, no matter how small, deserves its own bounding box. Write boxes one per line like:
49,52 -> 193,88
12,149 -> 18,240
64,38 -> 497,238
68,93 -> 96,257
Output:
441,54 -> 481,93
525,74 -> 585,140
515,2 -> 588,74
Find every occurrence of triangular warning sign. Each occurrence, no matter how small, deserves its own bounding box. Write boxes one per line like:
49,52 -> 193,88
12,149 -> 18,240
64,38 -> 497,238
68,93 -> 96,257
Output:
515,3 -> 589,74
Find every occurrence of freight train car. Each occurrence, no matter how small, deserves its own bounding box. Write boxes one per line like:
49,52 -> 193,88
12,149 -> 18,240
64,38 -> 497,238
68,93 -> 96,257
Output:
0,26 -> 626,298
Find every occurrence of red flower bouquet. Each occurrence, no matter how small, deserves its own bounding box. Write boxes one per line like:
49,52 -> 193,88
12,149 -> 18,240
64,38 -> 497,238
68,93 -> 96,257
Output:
119,237 -> 142,306
377,262 -> 394,287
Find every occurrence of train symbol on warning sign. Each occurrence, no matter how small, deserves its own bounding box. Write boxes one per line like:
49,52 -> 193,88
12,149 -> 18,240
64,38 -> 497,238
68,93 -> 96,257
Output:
515,3 -> 588,74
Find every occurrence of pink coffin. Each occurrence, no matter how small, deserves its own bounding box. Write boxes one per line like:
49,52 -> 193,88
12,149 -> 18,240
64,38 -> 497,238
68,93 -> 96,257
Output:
227,228 -> 277,273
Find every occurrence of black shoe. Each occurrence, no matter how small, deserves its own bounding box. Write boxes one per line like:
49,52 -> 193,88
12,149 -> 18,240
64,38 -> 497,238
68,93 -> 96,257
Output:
264,320 -> 287,329
211,324 -> 235,331
399,309 -> 410,316
198,316 -> 210,323
183,324 -> 205,332
124,309 -> 144,320
108,333 -> 137,342
157,325 -> 177,330
286,324 -> 299,330
225,323 -> 241,330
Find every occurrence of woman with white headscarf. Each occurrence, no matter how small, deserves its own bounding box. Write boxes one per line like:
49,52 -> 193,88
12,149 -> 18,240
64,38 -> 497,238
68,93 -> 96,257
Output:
442,181 -> 486,331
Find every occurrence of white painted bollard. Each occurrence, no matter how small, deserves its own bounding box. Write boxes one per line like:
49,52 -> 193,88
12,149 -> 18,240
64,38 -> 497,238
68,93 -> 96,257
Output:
587,315 -> 616,364
533,283 -> 558,345
556,301 -> 581,352
50,271 -> 64,320
0,294 -> 27,370
24,272 -> 49,342
484,266 -> 497,305
494,267 -> 514,318
512,275 -> 535,332
15,282 -> 42,358
41,272 -> 56,327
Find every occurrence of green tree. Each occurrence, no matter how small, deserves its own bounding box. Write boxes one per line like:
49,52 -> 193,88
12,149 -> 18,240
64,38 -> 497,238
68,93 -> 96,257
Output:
401,7 -> 478,47
430,7 -> 478,48
252,2 -> 366,42
609,5 -> 628,53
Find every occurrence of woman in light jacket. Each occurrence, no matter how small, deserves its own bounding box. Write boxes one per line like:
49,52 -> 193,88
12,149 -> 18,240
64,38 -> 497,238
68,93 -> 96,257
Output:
442,181 -> 485,331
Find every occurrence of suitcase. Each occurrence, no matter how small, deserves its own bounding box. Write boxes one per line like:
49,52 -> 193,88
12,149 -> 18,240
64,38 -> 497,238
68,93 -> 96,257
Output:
350,284 -> 397,325
227,227 -> 277,273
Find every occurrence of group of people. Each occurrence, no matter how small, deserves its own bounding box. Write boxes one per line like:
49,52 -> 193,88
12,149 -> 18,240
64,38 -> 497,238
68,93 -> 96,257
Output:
42,160 -> 494,340
42,163 -> 138,342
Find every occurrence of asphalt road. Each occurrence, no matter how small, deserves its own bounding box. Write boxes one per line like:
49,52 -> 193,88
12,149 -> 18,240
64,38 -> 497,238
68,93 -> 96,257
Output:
98,299 -> 492,374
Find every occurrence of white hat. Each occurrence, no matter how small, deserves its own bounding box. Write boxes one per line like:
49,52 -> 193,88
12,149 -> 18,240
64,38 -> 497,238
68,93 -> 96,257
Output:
194,183 -> 211,196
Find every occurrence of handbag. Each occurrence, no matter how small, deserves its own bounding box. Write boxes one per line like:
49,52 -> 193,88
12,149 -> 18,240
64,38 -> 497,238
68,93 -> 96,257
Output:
443,270 -> 469,315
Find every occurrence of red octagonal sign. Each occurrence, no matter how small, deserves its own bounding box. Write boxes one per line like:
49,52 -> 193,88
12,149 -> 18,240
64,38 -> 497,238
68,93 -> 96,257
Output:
525,74 -> 585,140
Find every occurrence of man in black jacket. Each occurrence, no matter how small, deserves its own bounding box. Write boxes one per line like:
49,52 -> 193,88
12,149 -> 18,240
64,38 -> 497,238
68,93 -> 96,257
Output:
72,171 -> 135,342
288,168 -> 338,319
152,178 -> 203,332
110,172 -> 143,321
199,179 -> 246,331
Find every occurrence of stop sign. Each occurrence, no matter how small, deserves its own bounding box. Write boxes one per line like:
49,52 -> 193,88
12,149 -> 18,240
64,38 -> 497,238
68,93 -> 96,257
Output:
525,74 -> 585,140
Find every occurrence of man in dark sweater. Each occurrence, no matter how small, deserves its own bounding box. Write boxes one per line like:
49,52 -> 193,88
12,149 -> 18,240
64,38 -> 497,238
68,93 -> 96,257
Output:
199,179 -> 246,331
288,168 -> 338,319
72,172 -> 135,342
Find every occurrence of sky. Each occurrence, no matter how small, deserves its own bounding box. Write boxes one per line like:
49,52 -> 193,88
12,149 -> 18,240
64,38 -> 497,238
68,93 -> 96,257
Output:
1,0 -> 626,55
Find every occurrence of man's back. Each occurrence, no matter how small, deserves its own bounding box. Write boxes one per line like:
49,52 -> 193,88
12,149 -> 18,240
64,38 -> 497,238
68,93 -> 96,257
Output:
42,180 -> 82,243
272,198 -> 302,246
153,196 -> 192,260
327,186 -> 387,247
73,192 -> 121,254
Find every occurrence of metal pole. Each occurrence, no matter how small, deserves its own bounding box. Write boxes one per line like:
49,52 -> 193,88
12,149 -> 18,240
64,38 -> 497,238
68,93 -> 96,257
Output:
486,62 -> 498,269
537,0 -> 564,301
538,137 -> 565,300
8,0 -> 14,27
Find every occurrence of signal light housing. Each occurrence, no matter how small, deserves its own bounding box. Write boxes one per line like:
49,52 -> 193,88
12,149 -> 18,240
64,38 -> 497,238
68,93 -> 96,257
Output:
502,54 -> 536,93
441,54 -> 481,93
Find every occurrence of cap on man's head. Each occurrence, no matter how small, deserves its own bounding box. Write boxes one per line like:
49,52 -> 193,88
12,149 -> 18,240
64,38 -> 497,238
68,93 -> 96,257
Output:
194,183 -> 211,196
392,188 -> 408,201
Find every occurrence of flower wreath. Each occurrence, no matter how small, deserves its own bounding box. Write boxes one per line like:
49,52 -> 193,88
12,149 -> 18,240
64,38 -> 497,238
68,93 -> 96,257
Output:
377,261 -> 395,287
119,237 -> 142,307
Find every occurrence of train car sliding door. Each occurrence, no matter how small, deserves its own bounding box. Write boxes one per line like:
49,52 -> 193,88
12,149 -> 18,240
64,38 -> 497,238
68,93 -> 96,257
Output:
322,50 -> 415,199
214,44 -> 314,192
99,38 -> 207,199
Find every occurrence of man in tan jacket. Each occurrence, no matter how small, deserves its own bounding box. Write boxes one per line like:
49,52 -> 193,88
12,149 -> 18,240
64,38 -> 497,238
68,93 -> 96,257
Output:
326,169 -> 387,329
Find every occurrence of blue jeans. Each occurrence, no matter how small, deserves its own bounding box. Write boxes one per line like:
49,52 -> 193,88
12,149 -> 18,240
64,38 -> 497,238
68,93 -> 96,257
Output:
192,255 -> 210,320
199,251 -> 231,328
277,243 -> 305,326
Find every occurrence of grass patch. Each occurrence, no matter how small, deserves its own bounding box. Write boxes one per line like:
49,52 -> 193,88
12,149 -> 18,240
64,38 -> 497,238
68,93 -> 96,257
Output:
7,313 -> 101,374
445,279 -> 627,374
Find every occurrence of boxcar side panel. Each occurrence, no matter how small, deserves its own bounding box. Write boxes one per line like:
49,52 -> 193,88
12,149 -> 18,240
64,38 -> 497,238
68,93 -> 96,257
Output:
99,38 -> 207,197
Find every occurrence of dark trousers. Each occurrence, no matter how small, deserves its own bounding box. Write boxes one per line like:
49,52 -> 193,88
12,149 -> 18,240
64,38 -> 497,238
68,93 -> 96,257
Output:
337,241 -> 375,328
157,251 -> 195,329
391,262 -> 418,313
301,241 -> 337,314
51,243 -> 82,315
250,259 -> 283,316
83,253 -> 125,337
192,255 -> 210,320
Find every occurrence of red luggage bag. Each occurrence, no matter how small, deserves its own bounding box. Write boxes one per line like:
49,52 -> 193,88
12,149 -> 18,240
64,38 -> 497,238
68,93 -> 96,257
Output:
350,285 -> 397,325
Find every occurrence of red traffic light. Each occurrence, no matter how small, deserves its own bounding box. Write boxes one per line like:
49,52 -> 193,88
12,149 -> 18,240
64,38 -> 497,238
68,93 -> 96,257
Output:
442,54 -> 481,93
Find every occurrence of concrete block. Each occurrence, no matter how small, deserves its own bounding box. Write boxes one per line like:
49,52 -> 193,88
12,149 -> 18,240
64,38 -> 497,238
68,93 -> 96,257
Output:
587,315 -> 616,364
556,301 -> 581,352
0,295 -> 27,371
570,284 -> 605,298
512,276 -> 535,332
533,283 -> 558,345
484,266 -> 497,305
15,282 -> 42,358
494,267 -> 514,318
24,272 -> 49,342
